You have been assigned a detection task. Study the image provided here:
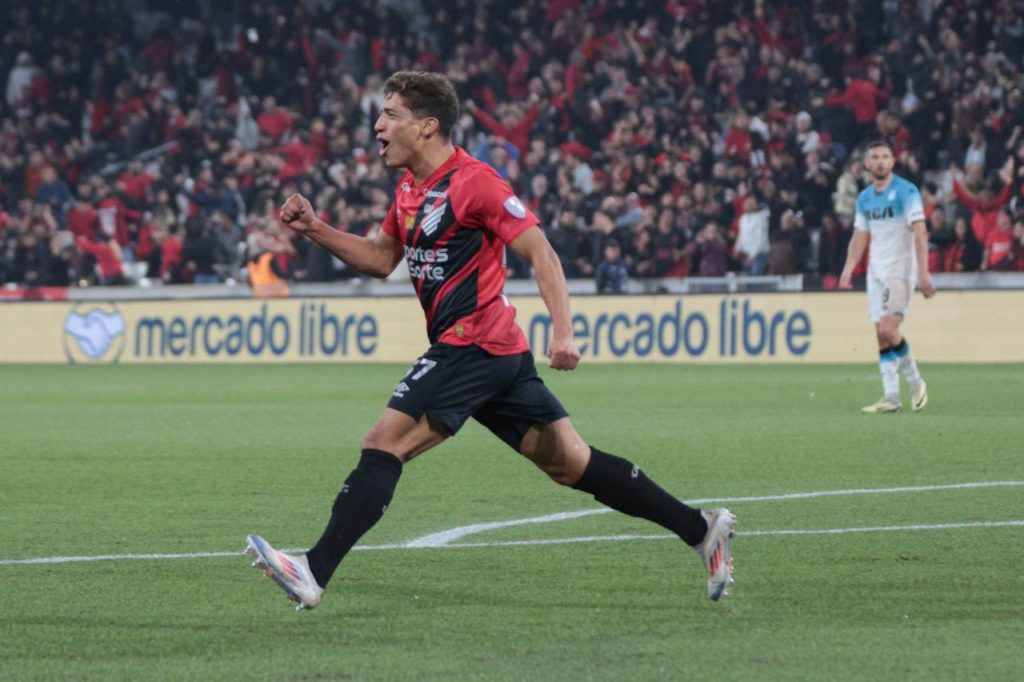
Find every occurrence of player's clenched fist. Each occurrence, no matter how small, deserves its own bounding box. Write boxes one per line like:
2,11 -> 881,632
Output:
280,193 -> 315,230
547,336 -> 581,371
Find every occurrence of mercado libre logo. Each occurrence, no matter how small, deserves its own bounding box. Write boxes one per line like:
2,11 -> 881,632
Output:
63,302 -> 127,364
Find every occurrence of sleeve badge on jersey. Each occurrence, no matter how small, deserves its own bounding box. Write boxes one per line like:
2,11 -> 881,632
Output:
503,196 -> 527,219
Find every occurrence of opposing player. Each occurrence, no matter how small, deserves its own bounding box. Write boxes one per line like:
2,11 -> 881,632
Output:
840,141 -> 936,413
244,71 -> 735,609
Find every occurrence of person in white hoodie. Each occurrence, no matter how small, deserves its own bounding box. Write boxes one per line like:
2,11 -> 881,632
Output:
734,195 -> 771,275
5,52 -> 40,109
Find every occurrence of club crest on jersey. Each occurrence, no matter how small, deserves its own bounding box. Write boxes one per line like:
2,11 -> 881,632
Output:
888,191 -> 896,201
420,201 -> 448,236
503,196 -> 527,219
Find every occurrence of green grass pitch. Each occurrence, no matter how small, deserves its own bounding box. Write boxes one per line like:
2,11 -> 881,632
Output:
1,363 -> 1022,681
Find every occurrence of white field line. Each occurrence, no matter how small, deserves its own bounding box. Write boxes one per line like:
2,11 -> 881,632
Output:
444,520 -> 1024,549
406,480 -> 1024,548
2,480 -> 1022,567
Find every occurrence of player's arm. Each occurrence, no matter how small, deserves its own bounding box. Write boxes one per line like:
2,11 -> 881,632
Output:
280,193 -> 403,278
839,229 -> 869,289
912,219 -> 936,297
509,226 -> 581,371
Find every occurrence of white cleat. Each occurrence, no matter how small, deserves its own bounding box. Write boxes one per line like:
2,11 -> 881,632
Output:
861,397 -> 902,414
694,508 -> 736,601
911,381 -> 928,412
245,534 -> 323,611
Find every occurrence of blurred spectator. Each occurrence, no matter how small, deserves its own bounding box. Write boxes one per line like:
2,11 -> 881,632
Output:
981,209 -> 1016,272
942,215 -> 982,273
817,212 -> 852,286
180,218 -> 221,284
794,112 -> 820,155
768,209 -> 810,275
951,162 -> 1013,244
96,185 -> 141,254
210,210 -> 246,279
952,125 -> 996,174
826,68 -> 889,146
833,157 -> 863,228
1012,220 -> 1024,271
694,222 -> 726,277
76,233 -> 125,286
546,208 -> 592,279
594,240 -> 628,295
466,98 -> 538,158
734,196 -> 771,275
160,226 -> 184,284
256,97 -> 293,145
12,225 -> 51,285
875,111 -> 913,160
648,208 -> 686,277
614,193 -> 645,230
5,52 -> 39,109
247,233 -> 290,298
925,206 -> 950,273
34,167 -> 73,225
44,230 -> 75,286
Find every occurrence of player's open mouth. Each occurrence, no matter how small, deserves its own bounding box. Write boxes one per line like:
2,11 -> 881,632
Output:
378,139 -> 390,156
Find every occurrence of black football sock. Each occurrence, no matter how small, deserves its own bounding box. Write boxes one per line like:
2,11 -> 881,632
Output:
305,449 -> 403,587
572,447 -> 707,546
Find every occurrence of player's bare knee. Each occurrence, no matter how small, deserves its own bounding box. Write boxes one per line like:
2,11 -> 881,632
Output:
535,446 -> 589,486
878,319 -> 902,346
359,431 -> 382,452
520,421 -> 589,486
537,457 -> 583,486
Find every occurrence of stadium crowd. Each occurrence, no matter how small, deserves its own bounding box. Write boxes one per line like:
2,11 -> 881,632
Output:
2,0 -> 1024,292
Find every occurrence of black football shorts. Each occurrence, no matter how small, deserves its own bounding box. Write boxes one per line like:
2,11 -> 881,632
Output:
386,343 -> 569,451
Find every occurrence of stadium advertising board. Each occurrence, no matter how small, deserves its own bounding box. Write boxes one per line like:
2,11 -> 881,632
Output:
0,292 -> 1021,364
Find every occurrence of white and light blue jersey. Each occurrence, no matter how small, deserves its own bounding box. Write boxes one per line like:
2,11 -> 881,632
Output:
854,174 -> 924,279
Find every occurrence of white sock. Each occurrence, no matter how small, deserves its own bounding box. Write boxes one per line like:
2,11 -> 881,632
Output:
879,351 -> 900,402
896,342 -> 922,385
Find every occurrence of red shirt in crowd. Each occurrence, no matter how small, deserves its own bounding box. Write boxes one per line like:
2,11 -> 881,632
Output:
826,78 -> 887,125
67,204 -> 98,240
257,109 -> 293,143
160,234 -> 183,278
97,197 -> 140,247
984,228 -> 1014,269
953,178 -> 1011,244
76,237 -> 124,279
470,106 -> 538,157
116,171 -> 157,205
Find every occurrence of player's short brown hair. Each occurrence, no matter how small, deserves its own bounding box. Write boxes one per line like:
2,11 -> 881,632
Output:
865,140 -> 892,153
383,71 -> 458,139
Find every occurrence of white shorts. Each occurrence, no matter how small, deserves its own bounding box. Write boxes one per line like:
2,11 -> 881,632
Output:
867,275 -> 913,323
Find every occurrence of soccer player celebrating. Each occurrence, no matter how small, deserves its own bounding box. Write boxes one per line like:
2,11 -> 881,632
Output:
245,71 -> 735,609
840,141 -> 936,413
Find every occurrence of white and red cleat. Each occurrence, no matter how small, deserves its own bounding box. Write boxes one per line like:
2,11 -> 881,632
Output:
694,508 -> 736,601
245,534 -> 323,611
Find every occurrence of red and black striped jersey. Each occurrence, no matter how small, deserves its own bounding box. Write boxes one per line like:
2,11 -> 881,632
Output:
382,147 -> 538,355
